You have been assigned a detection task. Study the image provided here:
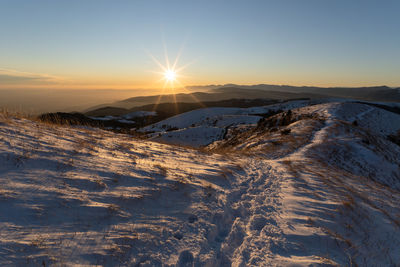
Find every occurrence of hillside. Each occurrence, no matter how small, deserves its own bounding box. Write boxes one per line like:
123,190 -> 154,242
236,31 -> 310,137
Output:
85,89 -> 319,112
83,84 -> 400,117
1,101 -> 400,266
211,84 -> 400,102
85,98 -> 282,118
140,100 -> 400,148
38,99 -> 289,133
140,99 -> 314,147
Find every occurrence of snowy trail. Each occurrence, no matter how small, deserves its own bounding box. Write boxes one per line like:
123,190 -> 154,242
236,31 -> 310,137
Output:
216,158 -> 284,266
215,155 -> 334,266
352,106 -> 374,121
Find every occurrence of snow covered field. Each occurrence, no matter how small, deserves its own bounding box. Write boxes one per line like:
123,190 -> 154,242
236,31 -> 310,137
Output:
1,101 -> 400,266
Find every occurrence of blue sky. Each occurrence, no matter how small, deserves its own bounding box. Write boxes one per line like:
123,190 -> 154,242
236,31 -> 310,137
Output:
0,0 -> 399,89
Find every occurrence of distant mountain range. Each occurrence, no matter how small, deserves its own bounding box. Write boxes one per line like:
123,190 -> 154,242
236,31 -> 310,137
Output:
85,84 -> 400,112
214,84 -> 400,100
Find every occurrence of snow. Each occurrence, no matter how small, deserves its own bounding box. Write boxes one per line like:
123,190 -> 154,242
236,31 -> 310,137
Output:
1,100 -> 400,266
149,126 -> 226,147
290,102 -> 400,138
139,100 -> 315,147
122,111 -> 157,119
89,115 -> 116,121
141,107 -> 248,132
117,119 -> 136,124
141,100 -> 318,133
276,104 -> 400,265
90,111 -> 157,123
208,101 -> 400,265
0,116 -> 240,266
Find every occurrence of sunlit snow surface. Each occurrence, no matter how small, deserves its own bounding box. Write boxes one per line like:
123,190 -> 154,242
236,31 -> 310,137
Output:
140,100 -> 313,147
1,100 -> 400,266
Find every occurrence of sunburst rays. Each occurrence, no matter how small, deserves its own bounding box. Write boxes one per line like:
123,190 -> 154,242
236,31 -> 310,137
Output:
147,43 -> 205,113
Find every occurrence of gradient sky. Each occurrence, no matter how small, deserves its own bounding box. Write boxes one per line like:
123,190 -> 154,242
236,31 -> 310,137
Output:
1,0 -> 400,89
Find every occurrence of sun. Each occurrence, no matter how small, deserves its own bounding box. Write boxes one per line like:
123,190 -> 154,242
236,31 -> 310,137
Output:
147,43 -> 195,90
164,69 -> 176,82
147,44 -> 204,110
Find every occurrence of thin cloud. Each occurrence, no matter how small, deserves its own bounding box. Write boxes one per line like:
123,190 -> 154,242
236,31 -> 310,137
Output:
0,68 -> 63,84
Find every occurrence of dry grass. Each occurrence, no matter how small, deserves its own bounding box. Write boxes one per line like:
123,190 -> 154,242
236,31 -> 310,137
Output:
0,109 -> 12,124
94,178 -> 107,189
154,164 -> 168,176
218,166 -> 233,179
283,147 -> 400,266
170,175 -> 189,191
203,183 -> 214,198
118,142 -> 134,152
30,238 -> 46,249
342,200 -> 354,211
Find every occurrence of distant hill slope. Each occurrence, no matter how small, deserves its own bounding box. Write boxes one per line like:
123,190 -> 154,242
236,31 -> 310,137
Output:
85,98 -> 286,117
141,99 -> 400,148
39,99 -> 297,132
212,84 -> 400,101
140,99 -> 314,146
85,88 -> 327,111
85,84 -> 399,113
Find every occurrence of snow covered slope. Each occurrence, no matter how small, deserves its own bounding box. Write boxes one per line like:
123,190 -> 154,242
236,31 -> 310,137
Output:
1,101 -> 400,266
140,100 -> 314,147
210,102 -> 400,265
141,100 -> 312,132
0,116 -> 242,266
139,99 -> 395,148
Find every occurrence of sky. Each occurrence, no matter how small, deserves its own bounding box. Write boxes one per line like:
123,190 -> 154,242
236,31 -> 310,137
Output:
1,0 -> 400,90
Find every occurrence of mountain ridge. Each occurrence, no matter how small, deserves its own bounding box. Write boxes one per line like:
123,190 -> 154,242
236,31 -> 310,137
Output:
85,84 -> 400,113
